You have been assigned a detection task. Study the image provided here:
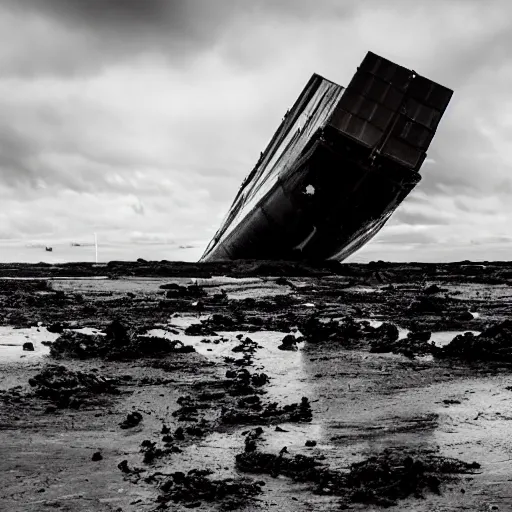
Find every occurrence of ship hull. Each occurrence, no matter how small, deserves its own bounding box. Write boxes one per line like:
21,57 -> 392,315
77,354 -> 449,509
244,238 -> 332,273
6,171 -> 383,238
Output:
202,135 -> 420,262
201,52 -> 452,263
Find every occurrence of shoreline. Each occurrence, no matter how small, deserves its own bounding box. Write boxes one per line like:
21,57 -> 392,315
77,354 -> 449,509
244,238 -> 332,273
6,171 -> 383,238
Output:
1,262 -> 511,511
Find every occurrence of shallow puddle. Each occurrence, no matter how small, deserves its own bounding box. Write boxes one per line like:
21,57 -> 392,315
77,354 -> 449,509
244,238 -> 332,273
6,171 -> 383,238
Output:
0,326 -> 59,363
430,330 -> 480,347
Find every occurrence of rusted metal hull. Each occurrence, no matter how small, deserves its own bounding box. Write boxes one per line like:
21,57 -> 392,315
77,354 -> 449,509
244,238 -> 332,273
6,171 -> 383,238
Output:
201,52 -> 453,262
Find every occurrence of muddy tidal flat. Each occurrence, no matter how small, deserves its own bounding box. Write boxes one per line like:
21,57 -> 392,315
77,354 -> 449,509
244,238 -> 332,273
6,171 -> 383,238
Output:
2,259 -> 512,511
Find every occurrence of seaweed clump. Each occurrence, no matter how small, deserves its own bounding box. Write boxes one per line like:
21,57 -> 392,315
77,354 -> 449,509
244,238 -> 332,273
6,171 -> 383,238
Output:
301,316 -> 400,349
236,447 -> 480,507
440,320 -> 512,362
47,319 -> 195,360
370,331 -> 435,358
156,469 -> 263,510
28,364 -> 119,408
221,396 -> 312,425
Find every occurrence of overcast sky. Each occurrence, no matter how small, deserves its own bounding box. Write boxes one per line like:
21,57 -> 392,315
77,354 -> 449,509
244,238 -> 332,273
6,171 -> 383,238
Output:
0,0 -> 511,262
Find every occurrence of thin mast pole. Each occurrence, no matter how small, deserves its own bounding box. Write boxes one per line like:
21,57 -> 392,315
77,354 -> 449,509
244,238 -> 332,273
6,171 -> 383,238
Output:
94,233 -> 98,263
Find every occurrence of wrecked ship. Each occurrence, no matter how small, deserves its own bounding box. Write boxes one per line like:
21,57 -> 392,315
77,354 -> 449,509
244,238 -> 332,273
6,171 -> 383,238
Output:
201,51 -> 453,262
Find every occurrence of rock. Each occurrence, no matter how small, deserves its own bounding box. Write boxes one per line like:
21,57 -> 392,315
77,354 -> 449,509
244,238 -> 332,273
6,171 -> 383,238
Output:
374,322 -> 399,341
186,426 -> 205,437
423,284 -> 443,294
68,397 -> 82,409
456,310 -> 474,321
105,319 -> 130,348
278,334 -> 298,351
305,440 -> 317,447
117,460 -> 143,475
441,320 -> 512,362
47,322 -> 66,333
184,323 -> 218,336
408,296 -> 446,314
92,451 -> 103,461
232,337 -> 261,355
160,283 -> 206,299
120,411 -> 143,429
22,342 -> 34,351
140,439 -> 173,464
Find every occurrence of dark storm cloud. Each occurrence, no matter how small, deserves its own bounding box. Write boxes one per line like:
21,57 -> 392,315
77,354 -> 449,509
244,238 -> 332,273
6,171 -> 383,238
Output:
0,0 -> 354,76
0,0 -> 232,76
12,0 -> 351,28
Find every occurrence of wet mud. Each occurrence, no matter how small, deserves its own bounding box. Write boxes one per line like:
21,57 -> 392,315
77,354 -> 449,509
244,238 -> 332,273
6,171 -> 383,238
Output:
1,261 -> 512,511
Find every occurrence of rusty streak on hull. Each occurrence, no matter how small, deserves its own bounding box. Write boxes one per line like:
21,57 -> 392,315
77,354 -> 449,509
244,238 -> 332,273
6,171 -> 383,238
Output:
201,51 -> 453,263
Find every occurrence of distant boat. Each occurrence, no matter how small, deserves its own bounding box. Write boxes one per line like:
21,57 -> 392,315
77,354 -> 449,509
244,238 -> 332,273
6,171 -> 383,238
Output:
71,242 -> 81,247
45,247 -> 53,252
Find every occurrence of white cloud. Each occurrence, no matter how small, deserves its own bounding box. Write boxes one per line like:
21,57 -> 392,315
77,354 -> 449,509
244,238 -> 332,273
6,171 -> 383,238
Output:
1,0 -> 512,262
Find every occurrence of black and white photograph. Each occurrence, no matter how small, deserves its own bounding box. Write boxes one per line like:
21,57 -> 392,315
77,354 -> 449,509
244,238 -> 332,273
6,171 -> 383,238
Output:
1,1 -> 511,511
